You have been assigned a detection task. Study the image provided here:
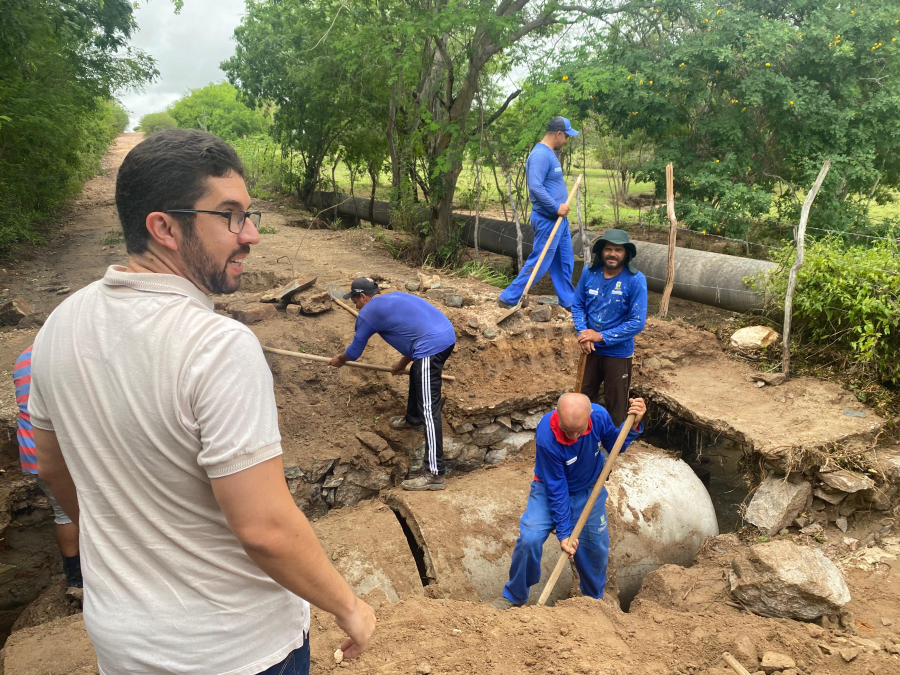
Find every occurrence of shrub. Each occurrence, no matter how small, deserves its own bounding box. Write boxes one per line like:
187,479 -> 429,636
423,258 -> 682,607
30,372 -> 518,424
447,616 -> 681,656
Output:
137,112 -> 178,135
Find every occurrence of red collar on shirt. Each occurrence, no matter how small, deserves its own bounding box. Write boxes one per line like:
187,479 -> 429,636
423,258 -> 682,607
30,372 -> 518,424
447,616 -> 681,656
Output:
549,410 -> 592,446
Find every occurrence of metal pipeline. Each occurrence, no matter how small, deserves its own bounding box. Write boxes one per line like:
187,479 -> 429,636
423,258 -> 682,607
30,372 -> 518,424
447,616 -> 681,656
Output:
311,191 -> 777,313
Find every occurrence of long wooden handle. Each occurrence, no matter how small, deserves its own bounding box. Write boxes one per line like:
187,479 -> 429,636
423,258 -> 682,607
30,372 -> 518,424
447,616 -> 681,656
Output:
722,653 -> 753,675
262,346 -> 456,382
519,175 -> 582,298
574,352 -> 587,393
332,297 -> 359,317
536,412 -> 636,606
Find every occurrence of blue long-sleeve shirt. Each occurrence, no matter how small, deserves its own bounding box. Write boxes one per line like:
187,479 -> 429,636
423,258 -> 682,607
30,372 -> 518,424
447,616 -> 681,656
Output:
527,143 -> 568,220
534,404 -> 641,541
345,292 -> 456,361
571,266 -> 647,358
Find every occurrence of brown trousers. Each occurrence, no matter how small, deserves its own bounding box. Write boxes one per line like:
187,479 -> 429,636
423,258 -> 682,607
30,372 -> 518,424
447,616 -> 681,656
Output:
580,354 -> 633,427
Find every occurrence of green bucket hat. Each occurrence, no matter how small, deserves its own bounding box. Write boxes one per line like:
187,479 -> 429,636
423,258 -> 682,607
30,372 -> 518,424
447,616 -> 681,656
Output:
589,229 -> 638,273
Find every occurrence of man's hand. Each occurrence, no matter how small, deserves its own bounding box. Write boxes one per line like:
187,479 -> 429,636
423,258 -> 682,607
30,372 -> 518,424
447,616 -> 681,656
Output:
328,353 -> 348,368
337,596 -> 377,659
390,356 -> 412,376
560,537 -> 578,557
577,328 -> 602,354
627,397 -> 647,430
557,203 -> 570,217
578,340 -> 594,355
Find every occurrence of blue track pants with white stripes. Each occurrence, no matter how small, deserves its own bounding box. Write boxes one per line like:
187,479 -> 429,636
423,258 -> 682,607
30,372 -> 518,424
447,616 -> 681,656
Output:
406,344 -> 454,475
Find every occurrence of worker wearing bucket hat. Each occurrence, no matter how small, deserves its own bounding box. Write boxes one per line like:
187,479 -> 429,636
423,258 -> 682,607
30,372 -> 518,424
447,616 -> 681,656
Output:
571,229 -> 647,426
498,116 -> 579,310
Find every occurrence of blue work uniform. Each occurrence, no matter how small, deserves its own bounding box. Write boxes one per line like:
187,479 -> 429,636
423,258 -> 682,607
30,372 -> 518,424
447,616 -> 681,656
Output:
498,143 -> 576,308
502,404 -> 642,605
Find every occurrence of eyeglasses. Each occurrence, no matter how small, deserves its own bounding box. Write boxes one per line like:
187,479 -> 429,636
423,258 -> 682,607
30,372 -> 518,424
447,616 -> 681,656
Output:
164,210 -> 262,234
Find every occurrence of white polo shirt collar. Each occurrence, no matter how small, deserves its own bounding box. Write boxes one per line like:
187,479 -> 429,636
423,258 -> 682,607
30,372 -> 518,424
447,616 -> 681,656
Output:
101,265 -> 214,311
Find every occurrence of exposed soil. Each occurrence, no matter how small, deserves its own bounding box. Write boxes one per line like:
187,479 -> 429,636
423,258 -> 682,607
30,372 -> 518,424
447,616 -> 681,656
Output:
1,135 -> 898,675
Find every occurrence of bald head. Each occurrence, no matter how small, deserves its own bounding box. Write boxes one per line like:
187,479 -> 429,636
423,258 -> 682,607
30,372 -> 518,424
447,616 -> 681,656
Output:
556,393 -> 592,440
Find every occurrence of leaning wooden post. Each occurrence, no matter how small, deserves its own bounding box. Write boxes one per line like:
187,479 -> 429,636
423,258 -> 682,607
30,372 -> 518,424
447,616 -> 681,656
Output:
657,163 -> 678,318
474,159 -> 481,259
508,173 -> 524,270
783,160 -> 831,376
575,182 -> 589,263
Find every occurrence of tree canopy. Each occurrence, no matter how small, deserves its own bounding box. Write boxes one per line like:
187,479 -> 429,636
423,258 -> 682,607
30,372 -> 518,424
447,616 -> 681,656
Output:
167,82 -> 270,141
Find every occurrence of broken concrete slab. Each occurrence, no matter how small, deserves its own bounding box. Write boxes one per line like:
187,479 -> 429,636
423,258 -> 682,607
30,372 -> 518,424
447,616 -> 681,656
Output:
744,475 -> 811,535
817,469 -> 875,493
230,303 -> 277,325
729,540 -> 851,620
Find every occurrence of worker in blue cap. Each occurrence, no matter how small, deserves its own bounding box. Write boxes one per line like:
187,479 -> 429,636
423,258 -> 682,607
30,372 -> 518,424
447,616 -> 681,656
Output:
498,116 -> 579,311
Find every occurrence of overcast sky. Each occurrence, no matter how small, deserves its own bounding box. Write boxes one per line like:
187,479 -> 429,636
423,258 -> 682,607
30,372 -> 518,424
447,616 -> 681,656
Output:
119,0 -> 247,130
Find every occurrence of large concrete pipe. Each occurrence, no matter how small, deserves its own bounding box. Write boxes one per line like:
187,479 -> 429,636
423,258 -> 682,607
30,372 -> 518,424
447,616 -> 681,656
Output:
310,191 -> 777,313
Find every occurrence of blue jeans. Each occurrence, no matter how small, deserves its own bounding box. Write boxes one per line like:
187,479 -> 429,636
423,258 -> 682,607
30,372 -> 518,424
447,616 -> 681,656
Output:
502,480 -> 609,605
499,213 -> 575,308
256,636 -> 310,675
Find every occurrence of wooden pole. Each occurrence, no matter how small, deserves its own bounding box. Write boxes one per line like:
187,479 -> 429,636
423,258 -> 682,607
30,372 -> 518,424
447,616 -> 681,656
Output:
474,159 -> 481,259
722,653 -> 753,675
536,413 -> 635,606
262,346 -> 457,382
783,160 -> 831,376
657,163 -> 677,318
574,352 -> 587,393
508,173 -> 523,270
575,182 -> 589,262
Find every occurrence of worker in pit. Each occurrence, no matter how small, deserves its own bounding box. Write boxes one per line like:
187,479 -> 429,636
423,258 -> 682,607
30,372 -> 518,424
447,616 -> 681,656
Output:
329,278 -> 456,491
571,229 -> 648,426
497,116 -> 579,311
492,393 -> 645,609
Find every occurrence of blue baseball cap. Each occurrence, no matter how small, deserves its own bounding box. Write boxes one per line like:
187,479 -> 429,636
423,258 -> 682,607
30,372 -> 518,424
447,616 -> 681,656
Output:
547,116 -> 579,136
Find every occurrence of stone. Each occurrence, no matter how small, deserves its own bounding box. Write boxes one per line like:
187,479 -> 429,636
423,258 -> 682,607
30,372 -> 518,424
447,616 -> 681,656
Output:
470,415 -> 494,427
441,437 -> 467,461
750,372 -> 786,386
292,482 -> 329,519
417,273 -> 439,290
732,635 -> 759,671
17,313 -> 46,329
444,294 -> 463,308
522,412 -> 544,430
308,458 -> 338,483
835,516 -> 848,532
332,464 -> 392,508
56,287 -> 71,295
490,432 -> 536,457
323,476 -> 344,489
452,421 -> 475,434
530,306 -> 551,322
295,290 -> 332,314
445,444 -> 487,472
817,469 -> 875,493
467,319 -> 479,329
471,423 -> 507,447
0,298 -> 34,326
813,488 -> 846,504
760,652 -> 794,673
378,449 -> 396,464
285,304 -> 301,318
406,281 -> 421,292
537,296 -> 559,305
484,448 -> 507,464
416,662 -> 432,674
510,411 -> 526,422
730,326 -> 780,350
839,647 -> 859,662
425,288 -> 445,300
744,475 -> 812,535
355,431 -> 390,454
729,540 -> 851,620
482,327 -> 498,339
284,466 -> 305,481
495,415 -> 512,429
231,303 -> 277,324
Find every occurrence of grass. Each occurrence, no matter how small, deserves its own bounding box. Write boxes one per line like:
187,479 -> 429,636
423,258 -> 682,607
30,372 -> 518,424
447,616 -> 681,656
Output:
451,259 -> 514,288
258,226 -> 278,234
102,230 -> 123,245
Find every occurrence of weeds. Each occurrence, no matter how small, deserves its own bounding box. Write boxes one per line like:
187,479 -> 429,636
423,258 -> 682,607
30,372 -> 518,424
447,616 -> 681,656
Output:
258,226 -> 278,234
452,260 -> 513,288
102,230 -> 124,245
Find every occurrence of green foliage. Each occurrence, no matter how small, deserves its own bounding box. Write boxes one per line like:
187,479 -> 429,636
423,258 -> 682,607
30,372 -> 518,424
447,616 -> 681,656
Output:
138,111 -> 178,135
257,226 -> 278,234
760,238 -> 900,385
567,0 -> 900,238
0,0 -> 155,251
167,82 -> 269,141
453,260 -> 513,288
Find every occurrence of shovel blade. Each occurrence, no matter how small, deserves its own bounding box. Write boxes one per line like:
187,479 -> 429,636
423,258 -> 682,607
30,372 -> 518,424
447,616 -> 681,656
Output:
496,302 -> 522,324
326,284 -> 347,301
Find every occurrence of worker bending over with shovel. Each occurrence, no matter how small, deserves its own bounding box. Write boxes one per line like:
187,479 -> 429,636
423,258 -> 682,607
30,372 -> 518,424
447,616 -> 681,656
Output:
572,229 -> 647,426
329,279 -> 456,491
492,393 -> 645,609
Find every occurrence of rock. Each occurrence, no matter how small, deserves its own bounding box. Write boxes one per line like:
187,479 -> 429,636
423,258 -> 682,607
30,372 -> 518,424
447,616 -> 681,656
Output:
490,432 -> 536,457
17,313 -> 46,329
0,298 -> 35,326
377,449 -> 396,464
744,475 -> 812,535
839,647 -> 859,662
482,327 -> 498,339
484,448 -> 507,464
842,408 -> 866,418
285,304 -> 301,318
406,281 -> 421,292
417,273 -> 439,290
332,464 -> 392,508
530,306 -> 551,322
522,412 -> 544,430
416,662 -> 432,674
441,437 -> 467,462
323,476 -> 344,489
750,372 -> 786,386
495,415 -> 513,430
510,411 -> 526,422
729,540 -> 851,620
425,288 -> 445,300
471,423 -> 507,447
805,623 -> 826,638
537,296 -> 559,305
284,466 -> 305,481
817,469 -> 875,493
356,431 -> 390,454
56,287 -> 71,295
872,448 -> 900,482
732,635 -> 759,671
445,444 -> 487,472
883,617 -> 894,627
444,294 -> 463,308
294,290 -> 332,314
730,326 -> 780,350
308,458 -> 338,483
467,319 -> 479,329
231,303 -> 277,324
835,516 -> 848,532
470,415 -> 494,427
452,421 -> 475,434
760,651 -> 794,673
813,488 -> 846,504
293,482 -> 329,519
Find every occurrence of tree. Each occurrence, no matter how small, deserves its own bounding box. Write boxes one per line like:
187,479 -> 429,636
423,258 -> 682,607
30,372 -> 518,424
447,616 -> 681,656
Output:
167,82 -> 269,141
566,0 -> 900,237
137,111 -> 179,134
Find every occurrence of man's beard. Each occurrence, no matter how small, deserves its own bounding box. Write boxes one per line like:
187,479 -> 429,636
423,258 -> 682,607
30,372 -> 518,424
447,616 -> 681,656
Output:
181,230 -> 248,295
604,255 -> 623,269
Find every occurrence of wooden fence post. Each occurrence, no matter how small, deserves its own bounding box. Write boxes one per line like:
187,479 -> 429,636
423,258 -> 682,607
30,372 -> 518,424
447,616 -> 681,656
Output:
508,173 -> 524,270
575,182 -> 590,263
783,160 -> 831,376
658,163 -> 677,318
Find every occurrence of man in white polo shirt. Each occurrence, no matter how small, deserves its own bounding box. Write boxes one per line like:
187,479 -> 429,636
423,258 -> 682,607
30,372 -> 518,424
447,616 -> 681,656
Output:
29,129 -> 375,674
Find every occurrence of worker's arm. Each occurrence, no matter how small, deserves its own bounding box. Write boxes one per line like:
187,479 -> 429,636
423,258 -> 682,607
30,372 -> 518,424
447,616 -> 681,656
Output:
526,151 -> 562,216
34,428 -> 80,523
596,399 -> 645,453
330,317 -> 377,366
572,269 -> 602,353
212,457 -> 375,658
596,275 -> 648,347
390,355 -> 413,375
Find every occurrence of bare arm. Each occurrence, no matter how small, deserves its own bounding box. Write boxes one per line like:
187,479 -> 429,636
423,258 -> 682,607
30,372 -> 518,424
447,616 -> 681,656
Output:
211,457 -> 375,658
34,428 -> 80,522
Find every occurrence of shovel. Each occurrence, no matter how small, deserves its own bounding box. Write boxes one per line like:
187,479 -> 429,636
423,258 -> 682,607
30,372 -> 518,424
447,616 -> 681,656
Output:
326,284 -> 359,318
497,175 -> 582,324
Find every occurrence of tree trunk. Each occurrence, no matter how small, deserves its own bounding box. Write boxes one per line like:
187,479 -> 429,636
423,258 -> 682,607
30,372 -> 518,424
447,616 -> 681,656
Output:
368,161 -> 378,225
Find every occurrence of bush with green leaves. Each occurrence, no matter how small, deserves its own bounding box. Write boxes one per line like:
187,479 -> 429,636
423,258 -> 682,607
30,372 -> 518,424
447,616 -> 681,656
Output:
760,238 -> 900,385
167,82 -> 269,142
137,112 -> 178,135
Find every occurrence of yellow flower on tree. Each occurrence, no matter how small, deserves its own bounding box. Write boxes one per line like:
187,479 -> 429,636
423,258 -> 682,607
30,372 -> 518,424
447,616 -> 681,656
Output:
562,75 -> 568,80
